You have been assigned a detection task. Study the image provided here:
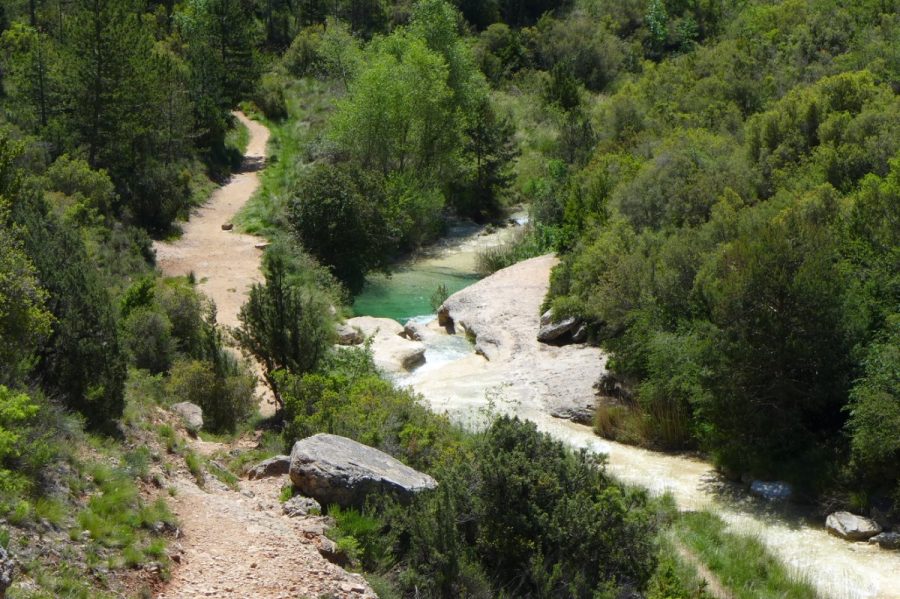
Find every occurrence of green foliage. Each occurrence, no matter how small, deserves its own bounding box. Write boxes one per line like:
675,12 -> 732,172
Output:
122,308 -> 175,375
252,71 -> 289,121
846,320 -> 900,501
281,347 -> 461,470
235,250 -> 334,407
394,417 -> 660,598
674,512 -> 817,599
167,357 -> 256,434
288,163 -> 393,293
0,199 -> 52,386
13,190 -> 126,427
0,386 -> 40,495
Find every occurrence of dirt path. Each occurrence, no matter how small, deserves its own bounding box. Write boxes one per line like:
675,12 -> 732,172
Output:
153,115 -> 374,598
154,111 -> 276,416
154,111 -> 268,331
157,444 -> 375,599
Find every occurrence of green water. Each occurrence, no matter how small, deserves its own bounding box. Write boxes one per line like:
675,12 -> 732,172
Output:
352,217 -> 528,323
352,267 -> 480,323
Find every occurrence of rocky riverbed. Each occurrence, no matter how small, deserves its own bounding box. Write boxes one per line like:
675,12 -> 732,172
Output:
358,253 -> 900,599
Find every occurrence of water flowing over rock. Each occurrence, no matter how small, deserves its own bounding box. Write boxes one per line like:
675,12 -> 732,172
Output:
826,511 -> 882,541
289,434 -> 437,508
172,402 -> 203,432
246,455 -> 290,480
409,255 -> 606,428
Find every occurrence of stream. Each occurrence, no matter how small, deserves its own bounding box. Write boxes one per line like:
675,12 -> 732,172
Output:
352,221 -> 900,599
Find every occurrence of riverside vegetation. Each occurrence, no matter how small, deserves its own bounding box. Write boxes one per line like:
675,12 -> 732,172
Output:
0,0 -> 892,598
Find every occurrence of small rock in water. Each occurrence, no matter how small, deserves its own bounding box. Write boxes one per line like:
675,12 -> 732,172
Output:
749,480 -> 793,502
868,532 -> 900,550
826,511 -> 882,541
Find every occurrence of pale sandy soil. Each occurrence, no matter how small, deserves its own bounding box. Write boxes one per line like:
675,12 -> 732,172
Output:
154,112 -> 268,330
153,115 -> 374,598
399,254 -> 900,599
154,111 -> 276,417
157,441 -> 375,599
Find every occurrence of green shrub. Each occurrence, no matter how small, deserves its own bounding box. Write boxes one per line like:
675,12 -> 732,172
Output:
0,386 -> 41,495
283,25 -> 324,77
122,307 -> 175,374
235,250 -> 334,407
252,71 -> 289,121
167,357 -> 256,434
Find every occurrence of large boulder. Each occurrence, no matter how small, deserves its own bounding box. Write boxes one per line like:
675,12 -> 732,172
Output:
344,316 -> 425,374
246,455 -> 290,480
172,402 -> 203,432
826,511 -> 882,541
289,434 -> 437,508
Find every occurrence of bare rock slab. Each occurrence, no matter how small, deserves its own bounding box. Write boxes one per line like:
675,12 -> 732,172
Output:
826,511 -> 882,541
289,434 -> 436,508
246,455 -> 290,480
345,316 -> 425,373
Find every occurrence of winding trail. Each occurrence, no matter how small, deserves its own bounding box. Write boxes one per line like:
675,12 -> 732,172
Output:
152,114 -> 375,598
404,255 -> 900,599
155,111 -> 269,331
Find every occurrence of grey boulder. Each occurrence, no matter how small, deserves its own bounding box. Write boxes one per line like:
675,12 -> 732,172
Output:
826,511 -> 882,541
289,433 -> 437,508
282,495 -> 321,518
336,323 -> 363,346
246,455 -> 290,480
172,402 -> 203,432
537,317 -> 578,344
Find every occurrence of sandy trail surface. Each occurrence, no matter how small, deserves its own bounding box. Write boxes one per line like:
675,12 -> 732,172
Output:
153,115 -> 373,598
400,254 -> 900,599
154,111 -> 269,330
157,442 -> 375,599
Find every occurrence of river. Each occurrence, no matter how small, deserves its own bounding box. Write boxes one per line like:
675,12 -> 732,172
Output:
352,222 -> 900,599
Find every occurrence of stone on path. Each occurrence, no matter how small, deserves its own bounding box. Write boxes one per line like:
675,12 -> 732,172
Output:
289,433 -> 436,508
246,455 -> 290,480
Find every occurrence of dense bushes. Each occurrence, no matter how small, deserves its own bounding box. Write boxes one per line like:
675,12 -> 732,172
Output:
279,347 -> 662,598
536,0 -> 900,508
